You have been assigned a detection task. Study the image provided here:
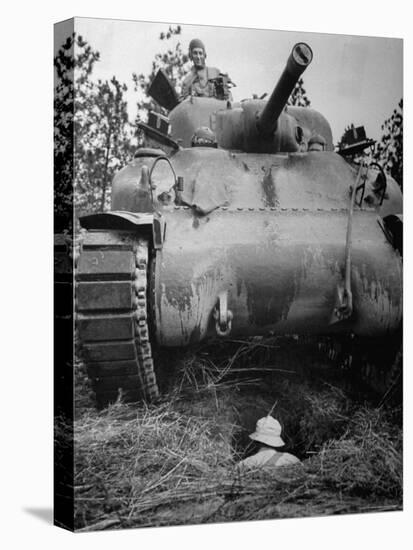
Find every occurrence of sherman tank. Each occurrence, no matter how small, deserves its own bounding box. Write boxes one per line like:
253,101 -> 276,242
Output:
71,43 -> 402,406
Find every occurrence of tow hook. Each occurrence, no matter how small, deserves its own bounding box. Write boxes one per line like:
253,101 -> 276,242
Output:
213,291 -> 233,337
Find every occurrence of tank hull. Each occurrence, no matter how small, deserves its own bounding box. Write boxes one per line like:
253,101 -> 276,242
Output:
153,208 -> 402,346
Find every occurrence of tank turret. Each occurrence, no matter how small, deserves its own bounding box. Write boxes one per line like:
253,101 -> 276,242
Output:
167,43 -> 332,152
213,42 -> 334,153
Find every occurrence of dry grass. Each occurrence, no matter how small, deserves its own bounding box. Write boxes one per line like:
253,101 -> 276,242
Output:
71,340 -> 402,531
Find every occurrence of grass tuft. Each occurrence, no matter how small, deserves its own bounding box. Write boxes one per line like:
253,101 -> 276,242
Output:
72,339 -> 402,530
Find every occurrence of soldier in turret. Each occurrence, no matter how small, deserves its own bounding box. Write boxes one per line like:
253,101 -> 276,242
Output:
180,38 -> 233,101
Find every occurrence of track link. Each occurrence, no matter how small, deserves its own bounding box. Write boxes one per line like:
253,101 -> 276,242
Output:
75,230 -> 159,407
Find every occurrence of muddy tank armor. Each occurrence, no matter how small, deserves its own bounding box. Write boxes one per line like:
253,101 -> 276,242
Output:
64,43 -> 402,406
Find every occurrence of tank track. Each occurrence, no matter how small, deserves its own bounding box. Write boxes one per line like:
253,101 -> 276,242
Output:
75,230 -> 159,407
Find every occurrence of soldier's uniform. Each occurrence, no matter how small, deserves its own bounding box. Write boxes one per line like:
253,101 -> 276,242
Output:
180,38 -> 233,101
238,448 -> 300,470
181,66 -> 222,99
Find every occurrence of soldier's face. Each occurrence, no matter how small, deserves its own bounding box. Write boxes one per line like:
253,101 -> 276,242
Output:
191,47 -> 206,69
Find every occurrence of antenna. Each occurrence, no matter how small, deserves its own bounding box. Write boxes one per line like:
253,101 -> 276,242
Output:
267,399 -> 278,418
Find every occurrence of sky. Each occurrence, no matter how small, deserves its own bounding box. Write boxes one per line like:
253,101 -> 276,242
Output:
56,17 -> 403,145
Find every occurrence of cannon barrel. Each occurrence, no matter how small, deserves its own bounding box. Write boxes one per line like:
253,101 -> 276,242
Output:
257,42 -> 313,136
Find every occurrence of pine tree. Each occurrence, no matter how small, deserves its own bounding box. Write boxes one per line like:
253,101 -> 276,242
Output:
54,34 -> 136,219
374,99 -> 403,189
287,77 -> 311,107
132,25 -> 191,120
54,34 -> 99,230
74,76 -> 136,212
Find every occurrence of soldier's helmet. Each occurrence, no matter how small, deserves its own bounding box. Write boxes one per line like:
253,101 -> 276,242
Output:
191,126 -> 218,148
189,38 -> 206,55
